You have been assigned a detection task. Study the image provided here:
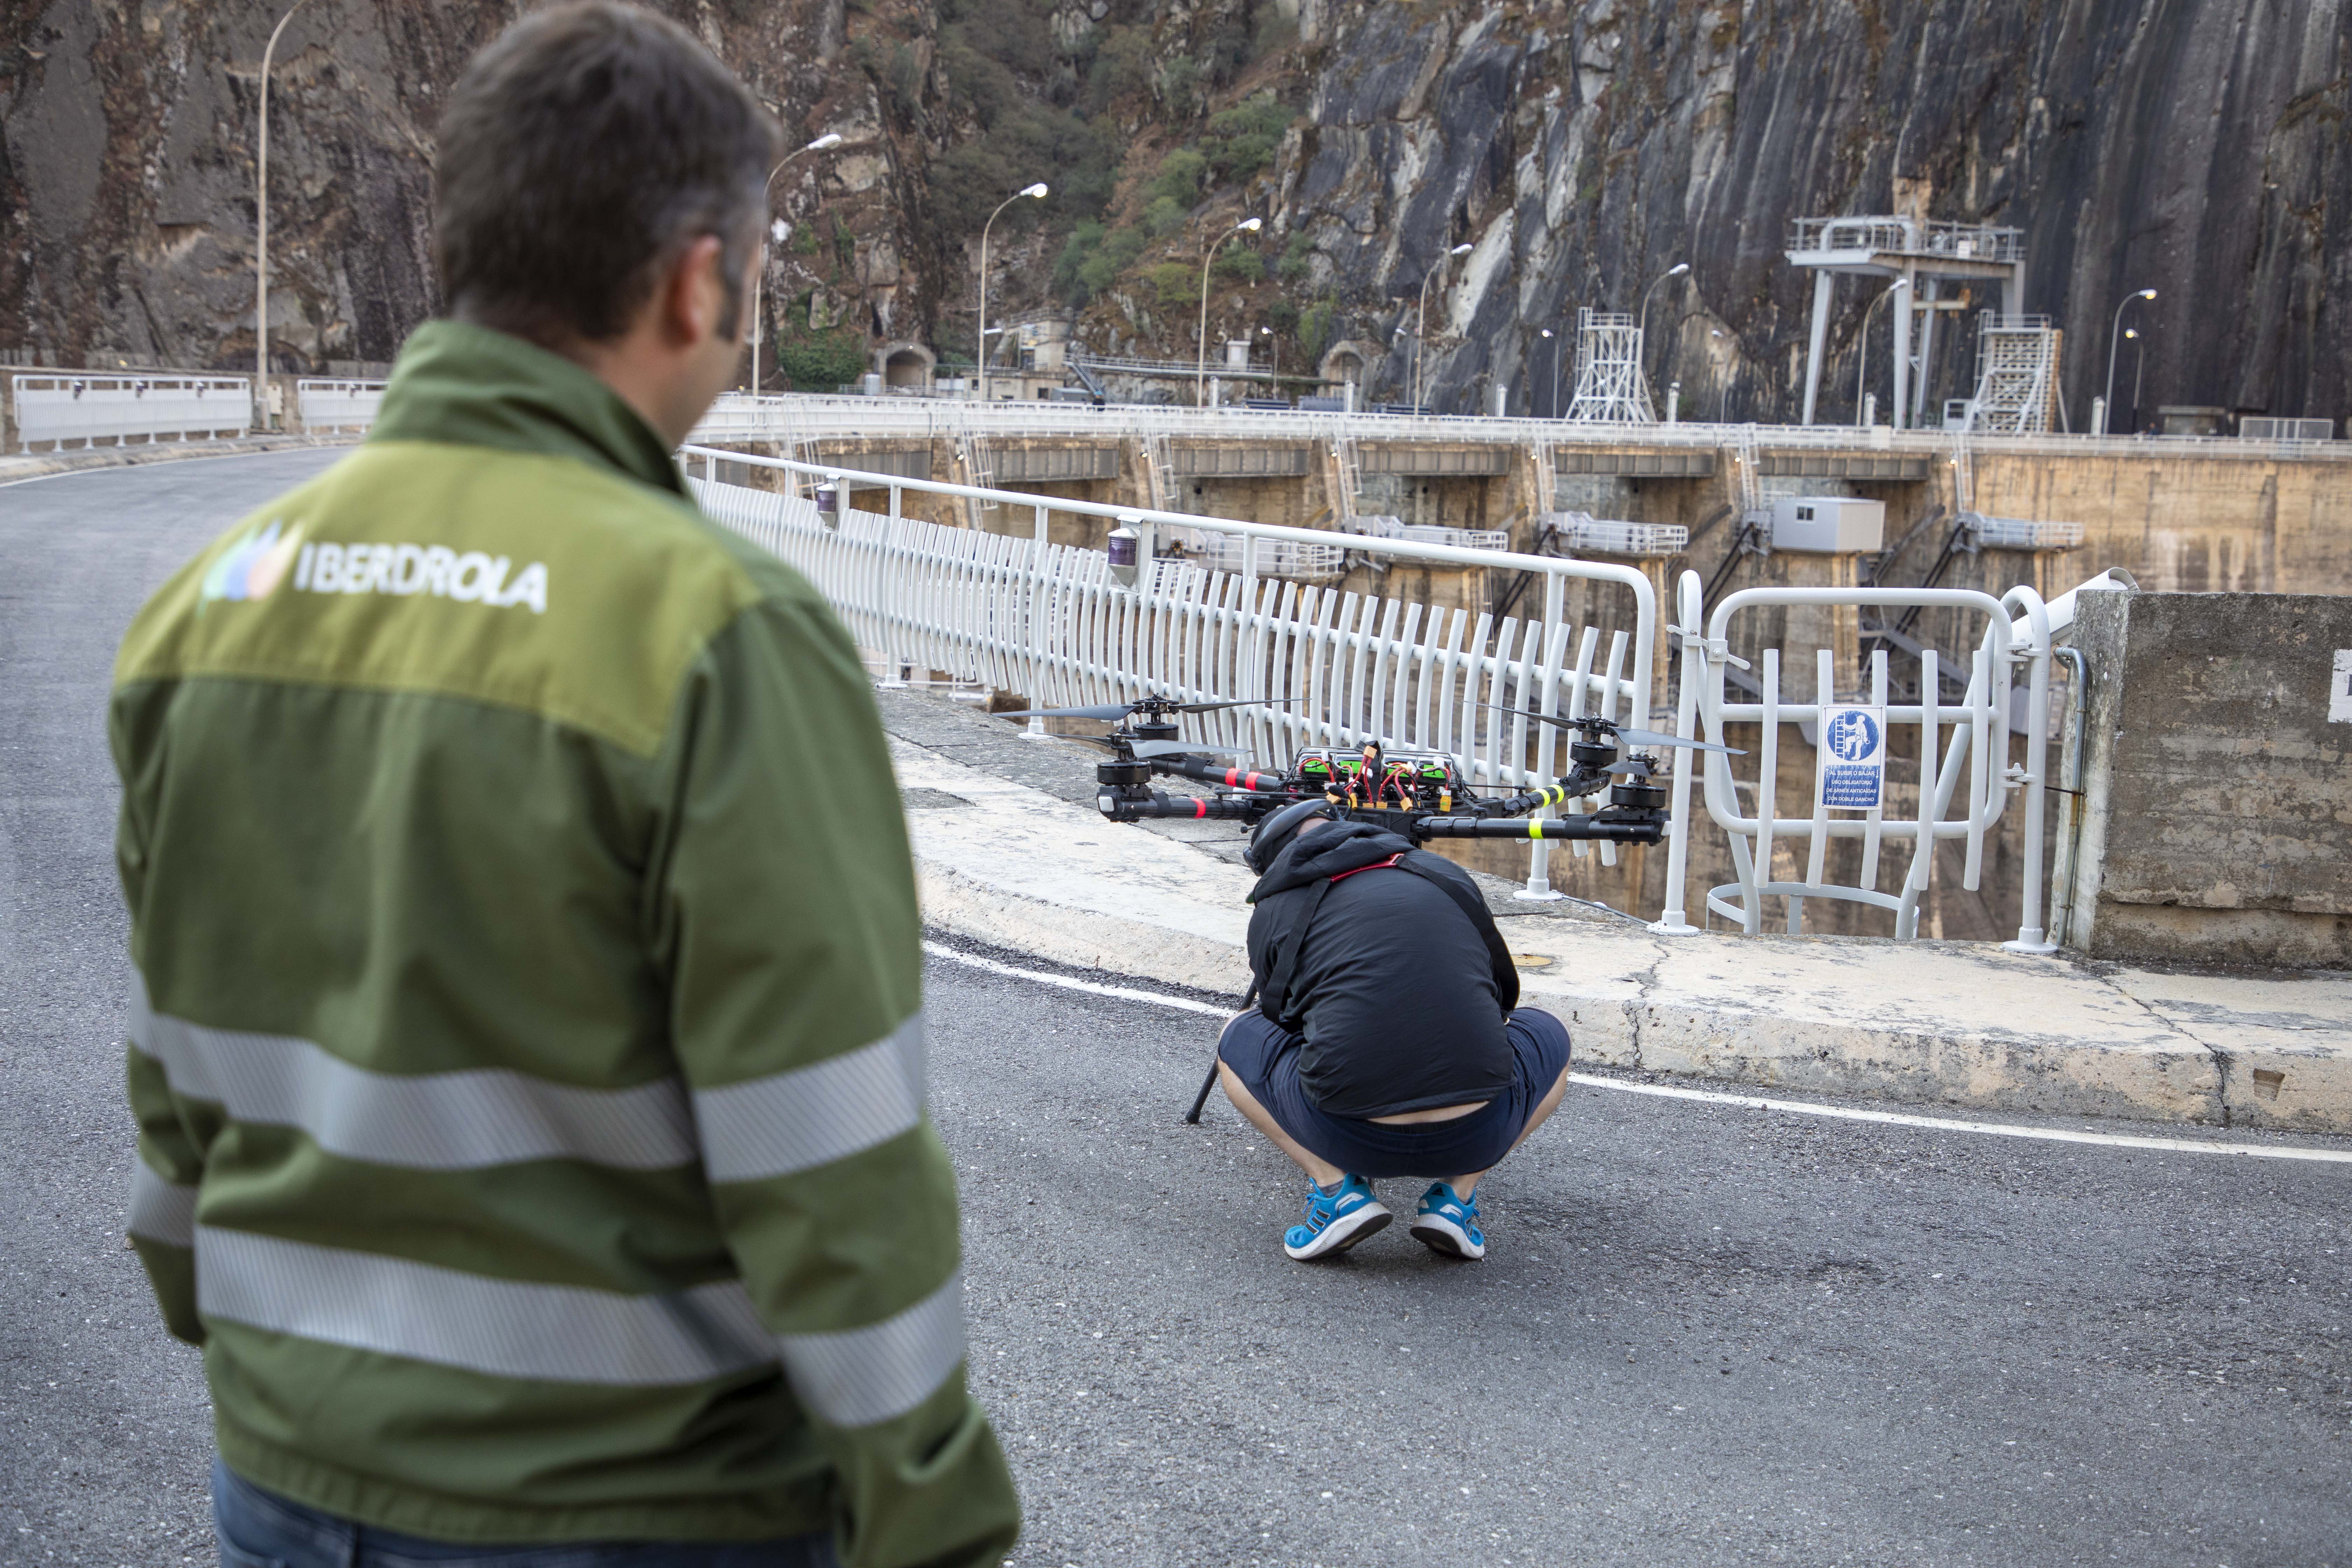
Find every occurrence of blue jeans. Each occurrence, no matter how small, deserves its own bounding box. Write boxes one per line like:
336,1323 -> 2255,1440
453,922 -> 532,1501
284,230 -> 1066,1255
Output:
213,1460 -> 839,1568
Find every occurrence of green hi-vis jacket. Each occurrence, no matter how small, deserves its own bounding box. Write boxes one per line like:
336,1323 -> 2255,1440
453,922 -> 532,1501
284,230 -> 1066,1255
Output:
111,321 -> 1019,1563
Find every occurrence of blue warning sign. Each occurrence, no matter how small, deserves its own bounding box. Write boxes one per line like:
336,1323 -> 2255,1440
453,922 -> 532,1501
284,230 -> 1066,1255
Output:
1818,705 -> 1886,811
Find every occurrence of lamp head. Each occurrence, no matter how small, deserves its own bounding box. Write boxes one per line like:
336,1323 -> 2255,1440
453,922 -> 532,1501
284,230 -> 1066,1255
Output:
1450,242 -> 1473,255
2124,328 -> 2139,339
1540,328 -> 1554,338
2139,288 -> 2158,300
1022,182 -> 1050,199
1668,261 -> 1690,276
807,133 -> 843,152
1238,217 -> 1264,232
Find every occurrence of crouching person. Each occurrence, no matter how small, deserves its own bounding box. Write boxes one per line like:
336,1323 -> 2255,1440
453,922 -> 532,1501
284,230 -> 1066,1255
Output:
1216,801 -> 1572,1263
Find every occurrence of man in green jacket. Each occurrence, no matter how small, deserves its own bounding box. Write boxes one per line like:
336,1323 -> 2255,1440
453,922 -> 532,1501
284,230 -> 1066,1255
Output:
111,6 -> 1018,1564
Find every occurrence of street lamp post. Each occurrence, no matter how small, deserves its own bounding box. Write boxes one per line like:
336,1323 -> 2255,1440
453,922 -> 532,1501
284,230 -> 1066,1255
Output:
1196,217 -> 1262,407
748,133 -> 842,394
1412,242 -> 1474,410
1710,328 -> 1731,422
1537,328 -> 1556,419
1636,261 -> 1690,390
1260,324 -> 1278,391
254,0 -> 313,429
2124,327 -> 2146,433
978,183 -> 1049,403
2102,287 -> 2157,434
1855,278 -> 1911,426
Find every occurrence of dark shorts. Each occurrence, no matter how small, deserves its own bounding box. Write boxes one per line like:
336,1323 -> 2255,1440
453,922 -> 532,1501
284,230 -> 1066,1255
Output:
1217,1007 -> 1571,1180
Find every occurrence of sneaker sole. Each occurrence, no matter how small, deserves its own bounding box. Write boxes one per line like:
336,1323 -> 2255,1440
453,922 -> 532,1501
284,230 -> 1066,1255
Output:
1284,1204 -> 1392,1261
1409,1214 -> 1485,1261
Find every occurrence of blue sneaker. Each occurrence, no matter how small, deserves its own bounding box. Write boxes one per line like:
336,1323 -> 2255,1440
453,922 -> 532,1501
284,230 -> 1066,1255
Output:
1282,1174 -> 1391,1261
1409,1182 -> 1486,1260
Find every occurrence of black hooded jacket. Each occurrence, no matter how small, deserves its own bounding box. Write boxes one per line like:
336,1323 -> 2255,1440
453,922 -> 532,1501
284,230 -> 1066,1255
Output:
1244,820 -> 1519,1118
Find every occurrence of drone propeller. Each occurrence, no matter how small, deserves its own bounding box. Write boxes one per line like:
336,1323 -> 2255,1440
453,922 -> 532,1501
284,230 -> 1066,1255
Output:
1489,705 -> 1745,756
1132,740 -> 1245,760
998,695 -> 1279,721
1073,735 -> 1246,760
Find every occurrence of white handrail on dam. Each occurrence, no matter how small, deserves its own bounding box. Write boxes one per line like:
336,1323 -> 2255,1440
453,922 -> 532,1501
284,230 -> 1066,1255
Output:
676,444 -> 1694,926
689,392 -> 2352,464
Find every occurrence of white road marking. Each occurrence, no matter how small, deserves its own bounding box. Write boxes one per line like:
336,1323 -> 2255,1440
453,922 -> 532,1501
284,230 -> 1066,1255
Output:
926,941 -> 2352,1165
1570,1076 -> 2352,1163
924,941 -> 1236,1017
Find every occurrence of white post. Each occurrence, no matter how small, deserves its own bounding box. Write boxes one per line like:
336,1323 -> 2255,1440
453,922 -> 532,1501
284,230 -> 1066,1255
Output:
1023,500 -> 1051,738
1649,572 -> 1704,933
255,0 -> 312,430
1801,272 -> 1833,426
1518,572 -> 1568,901
1891,266 -> 1915,433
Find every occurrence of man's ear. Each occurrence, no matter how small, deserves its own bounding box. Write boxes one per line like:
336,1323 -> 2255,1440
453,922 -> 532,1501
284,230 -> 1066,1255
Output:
657,234 -> 729,348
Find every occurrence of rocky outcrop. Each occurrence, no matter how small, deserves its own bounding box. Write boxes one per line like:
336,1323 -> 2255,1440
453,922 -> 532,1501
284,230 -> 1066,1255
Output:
2,0 -> 2342,425
0,0 -> 917,376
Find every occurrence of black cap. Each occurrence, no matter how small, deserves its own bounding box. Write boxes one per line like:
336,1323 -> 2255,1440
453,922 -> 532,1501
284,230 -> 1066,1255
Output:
1246,799 -> 1339,874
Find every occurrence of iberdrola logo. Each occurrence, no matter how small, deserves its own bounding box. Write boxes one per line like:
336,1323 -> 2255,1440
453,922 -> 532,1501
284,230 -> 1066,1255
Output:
200,520 -> 305,606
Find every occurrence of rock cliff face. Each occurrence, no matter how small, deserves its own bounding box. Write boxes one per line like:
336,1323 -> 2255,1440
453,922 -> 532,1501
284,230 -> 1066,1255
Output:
1269,0 -> 2347,425
2,0 -> 2342,425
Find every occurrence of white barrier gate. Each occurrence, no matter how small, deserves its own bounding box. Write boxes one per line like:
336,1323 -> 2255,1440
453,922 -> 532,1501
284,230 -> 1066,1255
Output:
13,374 -> 251,448
679,446 -> 1691,924
297,379 -> 386,432
1668,569 -> 2057,951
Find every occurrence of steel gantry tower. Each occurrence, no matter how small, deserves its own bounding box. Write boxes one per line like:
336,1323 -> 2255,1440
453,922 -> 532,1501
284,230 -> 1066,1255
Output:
1785,217 -> 2027,429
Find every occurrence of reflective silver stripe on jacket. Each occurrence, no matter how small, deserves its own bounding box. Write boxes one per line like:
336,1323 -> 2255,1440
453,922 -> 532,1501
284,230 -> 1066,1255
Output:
130,982 -> 696,1172
194,1226 -> 775,1386
777,1270 -> 966,1428
126,1159 -> 198,1247
694,1013 -> 925,1183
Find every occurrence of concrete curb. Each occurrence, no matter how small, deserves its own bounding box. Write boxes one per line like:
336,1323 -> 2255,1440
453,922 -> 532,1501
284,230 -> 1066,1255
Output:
878,688 -> 2352,1133
0,435 -> 355,485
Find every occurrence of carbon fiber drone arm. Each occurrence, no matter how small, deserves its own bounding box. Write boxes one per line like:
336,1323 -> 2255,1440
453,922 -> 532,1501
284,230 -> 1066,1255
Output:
1097,790 -> 1265,821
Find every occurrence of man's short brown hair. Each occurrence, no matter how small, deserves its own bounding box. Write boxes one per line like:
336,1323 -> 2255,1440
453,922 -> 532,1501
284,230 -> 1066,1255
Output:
433,2 -> 782,346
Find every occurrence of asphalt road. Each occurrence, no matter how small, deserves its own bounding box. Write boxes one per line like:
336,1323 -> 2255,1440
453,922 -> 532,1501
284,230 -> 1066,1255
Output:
4,449 -> 2348,1568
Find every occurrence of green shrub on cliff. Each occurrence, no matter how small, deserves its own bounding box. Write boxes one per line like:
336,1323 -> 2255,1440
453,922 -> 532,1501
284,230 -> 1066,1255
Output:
1148,261 -> 1197,308
1204,92 -> 1294,184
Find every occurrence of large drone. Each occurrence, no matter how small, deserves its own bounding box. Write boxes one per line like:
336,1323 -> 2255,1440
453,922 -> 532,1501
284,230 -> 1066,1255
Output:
1000,694 -> 1742,848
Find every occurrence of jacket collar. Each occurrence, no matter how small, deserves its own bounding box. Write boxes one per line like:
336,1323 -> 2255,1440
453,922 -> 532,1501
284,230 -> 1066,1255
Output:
367,320 -> 685,496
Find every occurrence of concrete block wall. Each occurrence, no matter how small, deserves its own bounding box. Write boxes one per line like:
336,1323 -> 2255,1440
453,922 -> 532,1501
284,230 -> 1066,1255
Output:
2067,591 -> 2352,968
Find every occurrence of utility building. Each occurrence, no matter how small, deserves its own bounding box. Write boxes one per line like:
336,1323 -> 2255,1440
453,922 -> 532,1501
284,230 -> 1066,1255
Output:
1785,218 -> 2026,430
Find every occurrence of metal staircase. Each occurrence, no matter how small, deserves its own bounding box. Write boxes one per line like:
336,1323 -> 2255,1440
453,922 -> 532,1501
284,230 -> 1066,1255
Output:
1967,315 -> 2062,434
955,434 -> 996,528
1142,433 -> 1178,513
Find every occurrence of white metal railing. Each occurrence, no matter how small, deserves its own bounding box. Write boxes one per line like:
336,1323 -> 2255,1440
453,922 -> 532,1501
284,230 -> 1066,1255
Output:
12,373 -> 250,448
688,394 -> 2352,465
679,443 -> 1693,918
1668,569 -> 2056,949
296,379 -> 385,432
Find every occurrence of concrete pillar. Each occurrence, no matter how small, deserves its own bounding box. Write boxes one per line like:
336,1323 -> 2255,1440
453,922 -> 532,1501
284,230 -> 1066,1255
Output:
1913,279 -> 1940,427
1891,265 -> 1915,433
1801,272 -> 1834,426
2001,265 -> 2023,320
